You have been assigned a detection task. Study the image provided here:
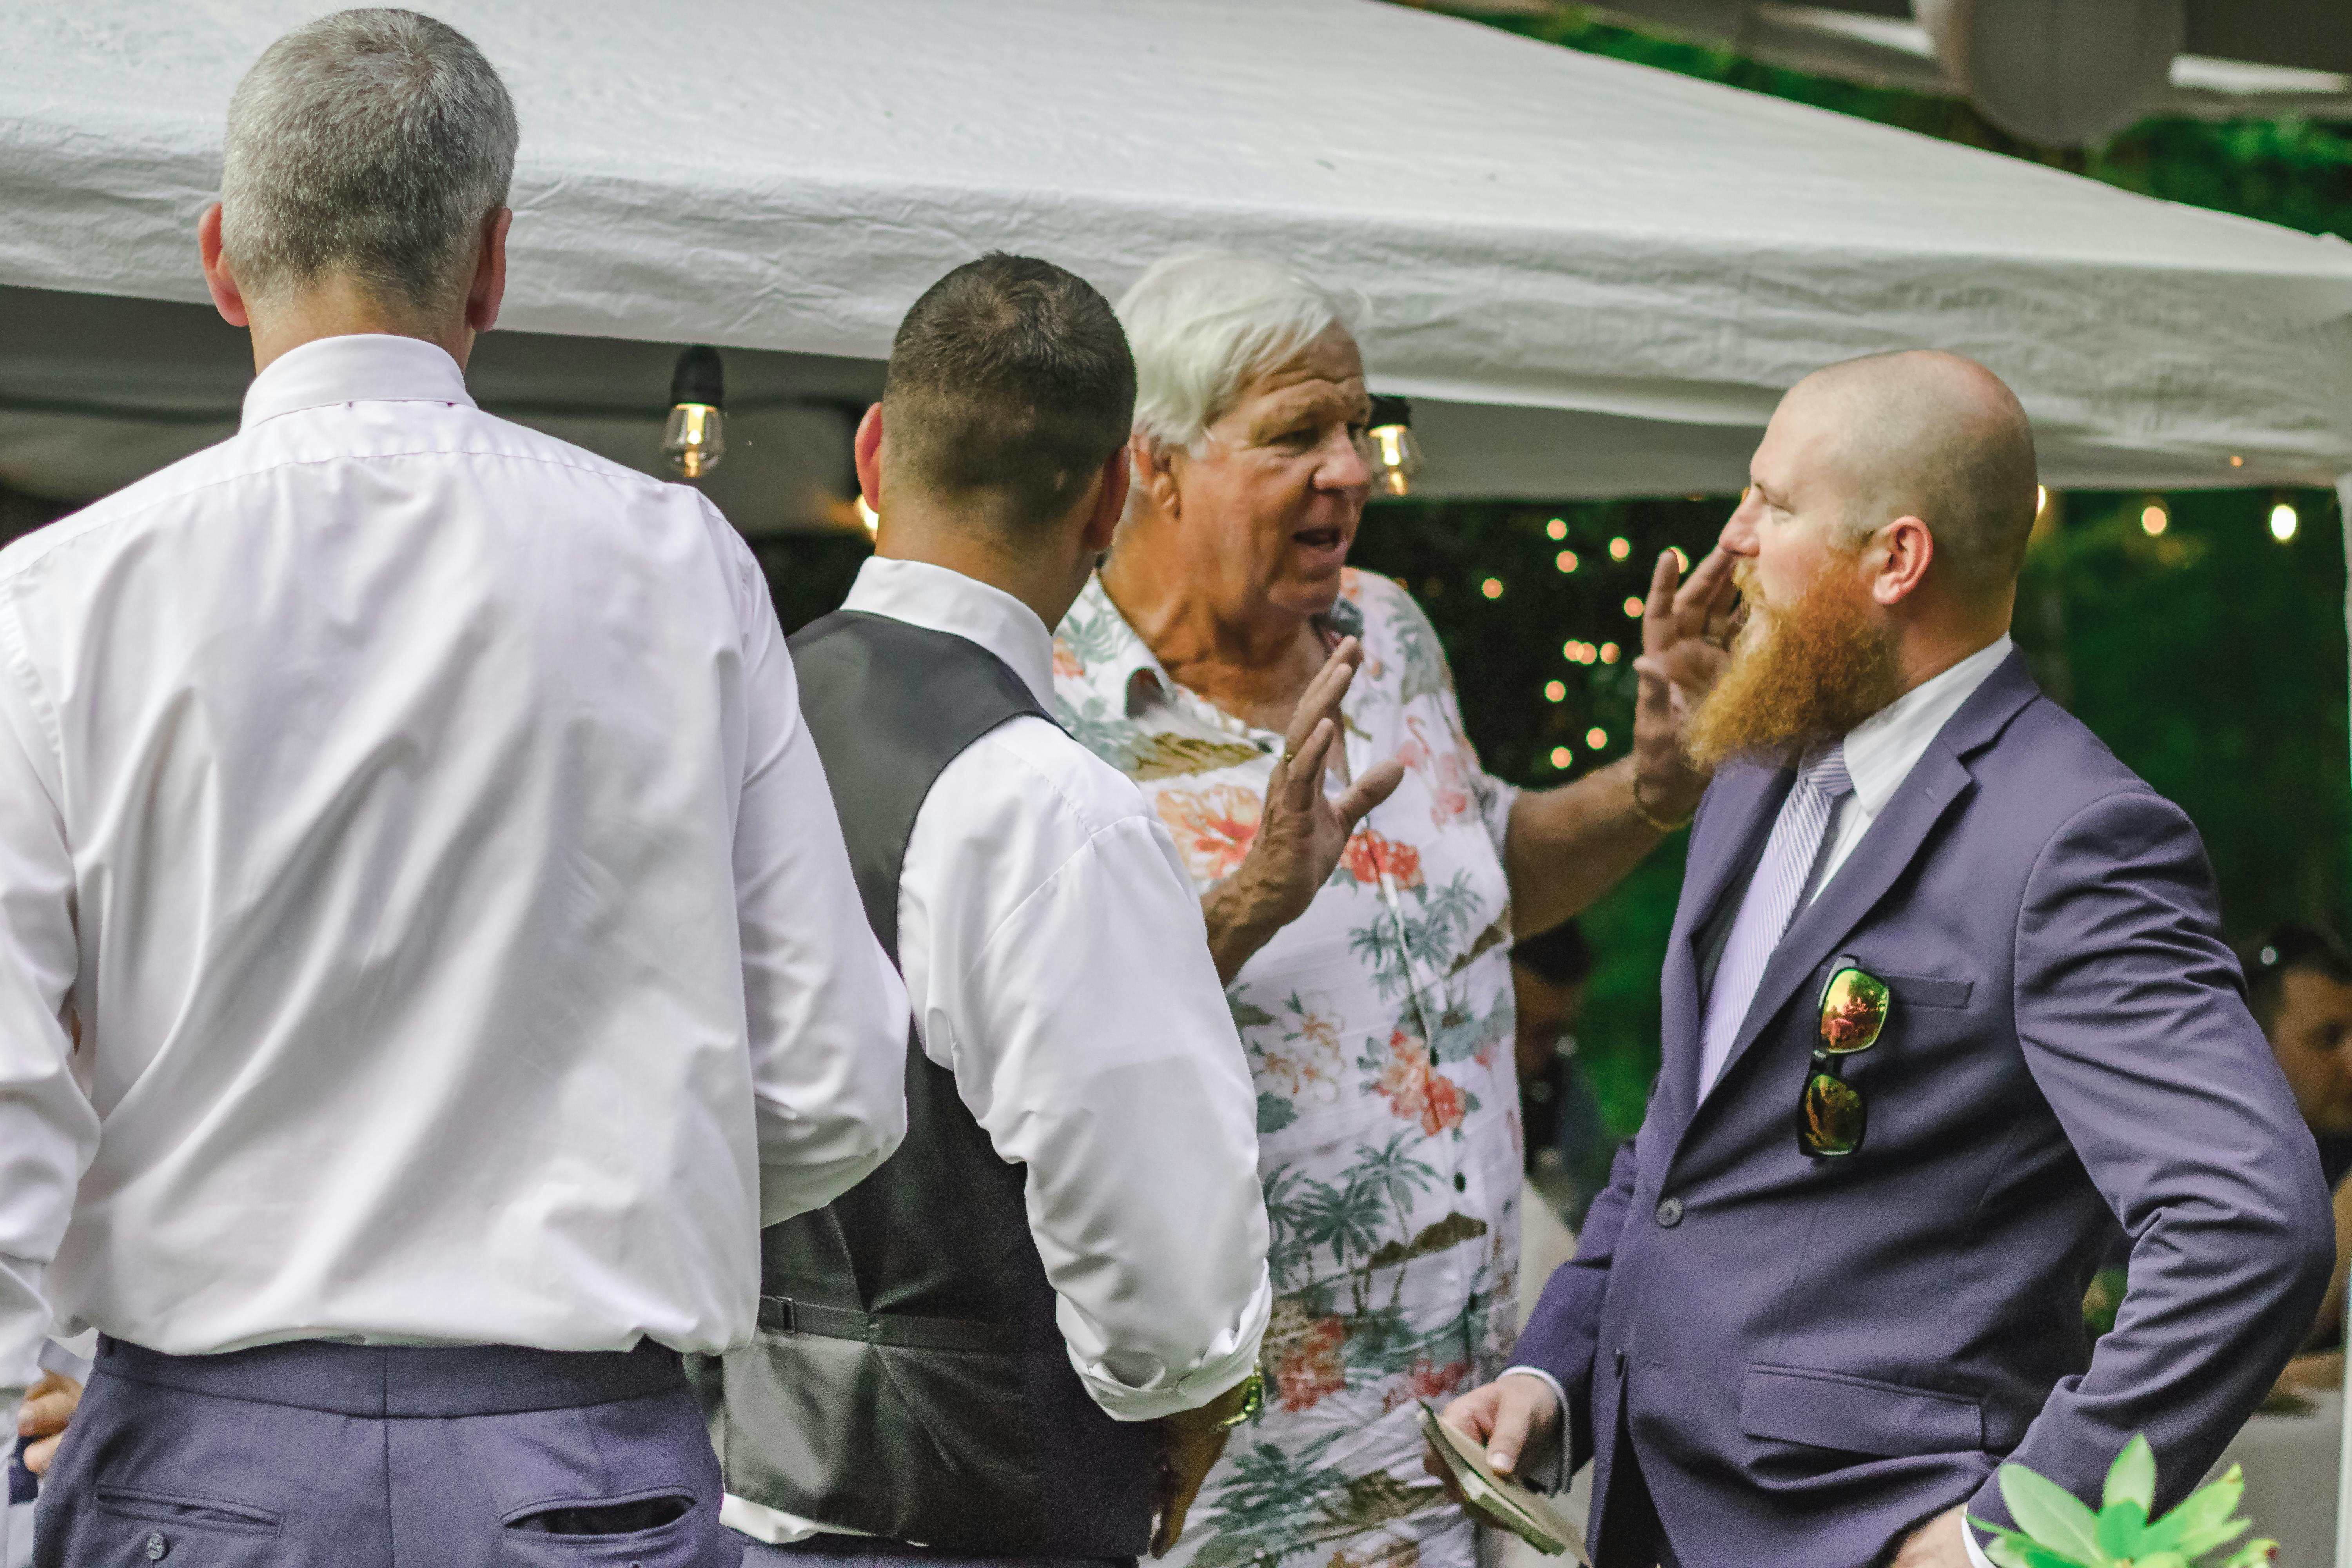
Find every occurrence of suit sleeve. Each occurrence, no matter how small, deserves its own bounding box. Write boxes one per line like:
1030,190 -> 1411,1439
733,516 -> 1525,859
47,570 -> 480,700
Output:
1970,787 -> 2332,1526
1512,1135 -> 1639,1474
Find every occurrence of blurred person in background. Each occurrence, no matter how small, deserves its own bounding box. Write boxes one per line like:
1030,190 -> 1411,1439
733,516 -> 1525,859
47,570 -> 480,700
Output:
1512,922 -> 1617,1226
2243,925 -> 2352,1392
1052,248 -> 1733,1568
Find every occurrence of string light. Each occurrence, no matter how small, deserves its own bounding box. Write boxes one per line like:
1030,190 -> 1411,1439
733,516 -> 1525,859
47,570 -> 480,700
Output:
2229,455 -> 2245,468
1365,394 -> 1422,497
2140,502 -> 2169,537
1481,577 -> 1504,599
1585,727 -> 1608,748
2270,500 -> 2299,543
1608,537 -> 1632,561
1555,550 -> 1579,574
2035,485 -> 2047,515
1549,746 -> 1573,769
661,345 -> 727,478
1546,519 -> 1568,541
1543,680 -> 1566,702
1599,643 -> 1620,664
856,497 -> 878,536
1621,596 -> 1643,618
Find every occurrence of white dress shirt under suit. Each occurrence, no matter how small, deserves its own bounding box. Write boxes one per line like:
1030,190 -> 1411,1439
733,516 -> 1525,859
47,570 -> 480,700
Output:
726,557 -> 1272,1545
0,333 -> 910,1420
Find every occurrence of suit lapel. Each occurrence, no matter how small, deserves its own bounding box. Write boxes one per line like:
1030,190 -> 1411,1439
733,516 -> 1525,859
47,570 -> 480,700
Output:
1656,763 -> 1792,1130
1672,649 -> 2045,1142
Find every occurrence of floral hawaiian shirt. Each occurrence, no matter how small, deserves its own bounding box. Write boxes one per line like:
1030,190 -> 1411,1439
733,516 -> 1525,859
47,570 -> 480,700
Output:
1055,569 -> 1524,1568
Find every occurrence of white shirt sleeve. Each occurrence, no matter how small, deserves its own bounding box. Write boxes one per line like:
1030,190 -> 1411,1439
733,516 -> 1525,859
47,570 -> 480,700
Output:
0,657 -> 100,1416
728,547 -> 910,1225
903,736 -> 1270,1421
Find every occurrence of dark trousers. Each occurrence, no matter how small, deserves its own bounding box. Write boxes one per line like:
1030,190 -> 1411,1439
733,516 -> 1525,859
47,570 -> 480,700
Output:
37,1335 -> 739,1567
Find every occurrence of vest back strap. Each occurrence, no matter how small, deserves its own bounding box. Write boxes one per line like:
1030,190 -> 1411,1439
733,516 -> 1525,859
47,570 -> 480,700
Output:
757,1295 -> 1019,1353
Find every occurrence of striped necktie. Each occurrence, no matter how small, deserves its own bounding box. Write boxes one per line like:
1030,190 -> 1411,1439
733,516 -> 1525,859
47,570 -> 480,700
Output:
1695,745 -> 1855,1100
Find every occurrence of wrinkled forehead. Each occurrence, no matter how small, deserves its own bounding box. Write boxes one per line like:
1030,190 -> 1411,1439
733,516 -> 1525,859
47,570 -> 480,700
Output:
1225,328 -> 1369,436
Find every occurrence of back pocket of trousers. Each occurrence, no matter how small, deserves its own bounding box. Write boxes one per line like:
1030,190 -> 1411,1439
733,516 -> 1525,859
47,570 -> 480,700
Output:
95,1486 -> 282,1534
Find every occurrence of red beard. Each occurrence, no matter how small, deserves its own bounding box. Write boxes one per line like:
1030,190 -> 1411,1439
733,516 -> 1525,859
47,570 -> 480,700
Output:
1684,561 -> 1903,770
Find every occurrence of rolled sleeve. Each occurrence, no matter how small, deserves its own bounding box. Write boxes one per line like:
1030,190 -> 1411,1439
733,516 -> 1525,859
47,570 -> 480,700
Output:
944,809 -> 1270,1421
730,559 -> 909,1225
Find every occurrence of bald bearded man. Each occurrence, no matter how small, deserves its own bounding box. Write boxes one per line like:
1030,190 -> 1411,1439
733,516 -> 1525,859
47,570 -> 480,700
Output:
1430,352 -> 2331,1568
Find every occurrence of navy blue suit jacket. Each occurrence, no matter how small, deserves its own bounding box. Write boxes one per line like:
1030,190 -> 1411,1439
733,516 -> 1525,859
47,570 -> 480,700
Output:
1514,651 -> 2332,1568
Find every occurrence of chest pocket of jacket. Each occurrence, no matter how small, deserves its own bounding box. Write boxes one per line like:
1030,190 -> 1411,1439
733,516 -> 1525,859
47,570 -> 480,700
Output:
1739,1363 -> 1983,1457
1878,973 -> 1973,1010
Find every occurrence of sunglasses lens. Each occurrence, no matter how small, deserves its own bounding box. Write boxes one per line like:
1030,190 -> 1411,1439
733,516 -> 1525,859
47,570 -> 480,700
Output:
1819,968 -> 1890,1056
1800,1070 -> 1866,1158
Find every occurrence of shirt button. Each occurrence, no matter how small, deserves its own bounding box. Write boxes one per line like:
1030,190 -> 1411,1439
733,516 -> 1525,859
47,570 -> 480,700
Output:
1655,1197 -> 1683,1227
146,1534 -> 169,1561
1453,1172 -> 1467,1192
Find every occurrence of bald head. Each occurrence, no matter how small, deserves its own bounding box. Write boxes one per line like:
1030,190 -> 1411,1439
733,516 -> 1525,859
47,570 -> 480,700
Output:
1783,350 -> 2038,593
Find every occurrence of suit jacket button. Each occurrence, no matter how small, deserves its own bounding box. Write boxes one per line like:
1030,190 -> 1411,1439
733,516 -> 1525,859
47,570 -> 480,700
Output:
1655,1196 -> 1683,1227
146,1535 -> 169,1561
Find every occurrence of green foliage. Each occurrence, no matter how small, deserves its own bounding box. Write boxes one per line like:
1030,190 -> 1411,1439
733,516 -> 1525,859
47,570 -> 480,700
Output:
1969,1437 -> 2276,1567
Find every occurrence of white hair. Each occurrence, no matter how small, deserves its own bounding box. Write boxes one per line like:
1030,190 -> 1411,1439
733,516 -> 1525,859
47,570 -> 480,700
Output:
221,9 -> 517,310
1117,250 -> 1363,452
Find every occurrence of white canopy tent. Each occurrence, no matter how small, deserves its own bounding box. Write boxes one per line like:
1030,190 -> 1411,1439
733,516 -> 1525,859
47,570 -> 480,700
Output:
4,0 -> 2352,524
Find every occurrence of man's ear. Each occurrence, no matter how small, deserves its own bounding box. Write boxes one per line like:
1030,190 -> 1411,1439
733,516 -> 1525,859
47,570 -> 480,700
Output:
1080,445 -> 1132,554
853,403 -> 885,516
1873,515 -> 1935,606
1130,431 -> 1180,521
198,203 -> 250,328
465,207 -> 512,335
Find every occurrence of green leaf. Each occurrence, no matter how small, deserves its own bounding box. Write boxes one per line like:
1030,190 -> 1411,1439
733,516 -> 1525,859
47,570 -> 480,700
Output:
1968,1519 -> 2102,1568
2138,1466 -> 2243,1553
2094,1500 -> 2147,1559
1996,1465 -> 2105,1564
2131,1553 -> 2189,1568
2104,1433 -> 2156,1514
2169,1518 -> 2254,1559
2215,1539 -> 2279,1567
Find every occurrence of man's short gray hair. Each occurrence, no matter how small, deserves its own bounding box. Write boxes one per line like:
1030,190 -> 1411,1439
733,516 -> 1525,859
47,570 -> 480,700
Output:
221,9 -> 517,310
1117,250 -> 1362,452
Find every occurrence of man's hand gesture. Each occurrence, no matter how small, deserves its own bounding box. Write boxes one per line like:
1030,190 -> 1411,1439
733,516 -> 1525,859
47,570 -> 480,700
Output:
1630,547 -> 1737,825
1204,637 -> 1404,983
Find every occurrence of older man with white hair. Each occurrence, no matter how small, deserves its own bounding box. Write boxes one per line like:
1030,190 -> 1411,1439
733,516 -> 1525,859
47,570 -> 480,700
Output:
1051,250 -> 1734,1568
0,12 -> 908,1566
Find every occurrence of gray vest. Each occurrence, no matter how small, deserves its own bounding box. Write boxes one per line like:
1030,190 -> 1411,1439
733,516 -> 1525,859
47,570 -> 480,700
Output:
718,610 -> 1158,1559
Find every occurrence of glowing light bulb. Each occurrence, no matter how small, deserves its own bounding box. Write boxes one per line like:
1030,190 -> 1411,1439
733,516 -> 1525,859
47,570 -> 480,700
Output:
857,497 -> 879,537
1480,577 -> 1504,599
2035,485 -> 2047,514
2270,501 -> 2298,543
1549,746 -> 1572,769
1585,727 -> 1608,749
1608,537 -> 1631,561
661,345 -> 727,478
1365,394 -> 1422,497
2229,455 -> 2245,468
1546,519 -> 1568,541
1543,680 -> 1566,702
1621,596 -> 1643,618
2140,503 -> 2169,537
1555,550 -> 1579,574
1599,643 -> 1619,664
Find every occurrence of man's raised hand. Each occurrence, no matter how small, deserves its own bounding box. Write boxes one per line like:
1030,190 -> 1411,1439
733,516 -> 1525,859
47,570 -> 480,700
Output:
1203,637 -> 1405,984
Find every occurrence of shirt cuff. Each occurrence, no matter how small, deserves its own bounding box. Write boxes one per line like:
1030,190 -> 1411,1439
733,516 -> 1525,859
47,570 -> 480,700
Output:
1066,1265 -> 1271,1423
1496,1365 -> 1570,1493
1963,1514 -> 1996,1568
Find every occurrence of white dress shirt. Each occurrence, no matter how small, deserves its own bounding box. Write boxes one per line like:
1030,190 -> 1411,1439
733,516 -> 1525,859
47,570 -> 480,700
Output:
0,333 -> 909,1419
725,556 -> 1271,1546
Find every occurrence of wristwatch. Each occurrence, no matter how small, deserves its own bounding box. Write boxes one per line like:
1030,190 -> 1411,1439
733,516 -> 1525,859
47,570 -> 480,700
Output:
1213,1368 -> 1266,1431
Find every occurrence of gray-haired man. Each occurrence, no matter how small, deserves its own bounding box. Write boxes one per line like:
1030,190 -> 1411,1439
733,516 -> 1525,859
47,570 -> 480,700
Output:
5,12 -> 909,1565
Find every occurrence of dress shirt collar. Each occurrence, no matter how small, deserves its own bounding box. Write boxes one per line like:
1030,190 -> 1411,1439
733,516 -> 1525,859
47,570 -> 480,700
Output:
1839,633 -> 2014,816
843,556 -> 1058,710
240,333 -> 476,430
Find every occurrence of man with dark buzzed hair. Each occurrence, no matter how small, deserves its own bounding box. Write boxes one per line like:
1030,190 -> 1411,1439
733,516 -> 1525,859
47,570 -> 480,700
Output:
715,254 -> 1274,1568
1434,350 -> 2329,1568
